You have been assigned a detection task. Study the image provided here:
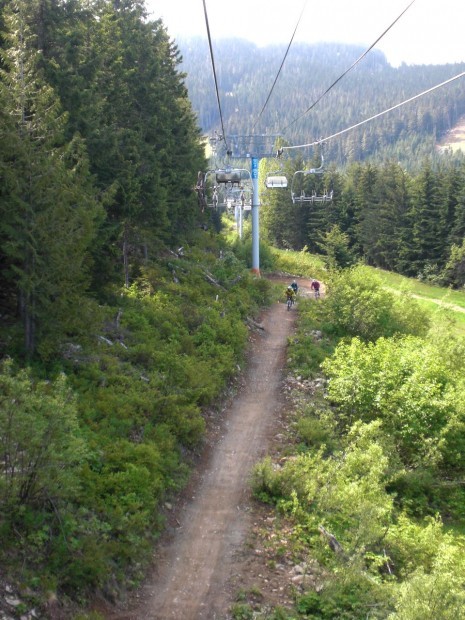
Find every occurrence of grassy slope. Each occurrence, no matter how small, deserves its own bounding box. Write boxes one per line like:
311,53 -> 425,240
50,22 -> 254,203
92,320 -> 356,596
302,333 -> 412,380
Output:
371,266 -> 465,334
266,245 -> 465,333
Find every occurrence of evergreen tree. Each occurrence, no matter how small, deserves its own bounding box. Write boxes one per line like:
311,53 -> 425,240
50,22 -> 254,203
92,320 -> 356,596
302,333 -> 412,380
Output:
374,161 -> 411,271
440,239 -> 465,288
0,0 -> 102,358
333,165 -> 363,258
317,224 -> 354,269
34,0 -> 206,289
449,178 -> 465,247
442,164 -> 465,250
407,161 -> 444,275
260,157 -> 295,248
354,163 -> 379,265
303,151 -> 334,252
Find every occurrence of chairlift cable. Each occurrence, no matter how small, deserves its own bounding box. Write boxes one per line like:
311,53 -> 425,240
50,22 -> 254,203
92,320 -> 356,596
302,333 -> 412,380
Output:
282,69 -> 465,151
251,0 -> 307,133
202,0 -> 230,151
280,0 -> 417,134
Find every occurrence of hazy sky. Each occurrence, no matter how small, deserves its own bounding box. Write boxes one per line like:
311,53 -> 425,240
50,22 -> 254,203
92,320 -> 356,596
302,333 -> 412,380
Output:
144,0 -> 465,67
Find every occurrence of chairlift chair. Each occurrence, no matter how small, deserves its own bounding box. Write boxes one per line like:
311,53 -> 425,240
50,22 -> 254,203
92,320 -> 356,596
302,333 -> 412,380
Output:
291,171 -> 333,204
265,147 -> 288,189
224,185 -> 251,211
290,154 -> 333,204
203,170 -> 227,208
203,168 -> 252,209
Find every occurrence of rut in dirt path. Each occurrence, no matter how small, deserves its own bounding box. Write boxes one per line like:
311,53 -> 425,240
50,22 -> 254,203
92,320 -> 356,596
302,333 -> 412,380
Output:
112,291 -> 298,620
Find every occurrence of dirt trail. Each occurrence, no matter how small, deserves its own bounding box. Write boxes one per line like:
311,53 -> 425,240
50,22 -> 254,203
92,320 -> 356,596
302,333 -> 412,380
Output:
105,278 -> 305,620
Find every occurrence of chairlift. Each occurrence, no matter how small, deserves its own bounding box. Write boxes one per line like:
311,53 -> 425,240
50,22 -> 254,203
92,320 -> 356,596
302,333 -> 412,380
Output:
202,168 -> 252,209
290,154 -> 333,204
294,188 -> 334,203
194,171 -> 207,212
226,185 -> 251,208
265,147 -> 288,189
291,172 -> 333,204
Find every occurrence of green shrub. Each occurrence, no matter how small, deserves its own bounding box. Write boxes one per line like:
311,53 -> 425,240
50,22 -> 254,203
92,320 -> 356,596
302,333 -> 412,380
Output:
255,257 -> 465,620
297,569 -> 389,619
1,240 -> 276,600
296,412 -> 336,453
251,457 -> 283,503
271,246 -> 327,278
322,265 -> 430,341
387,542 -> 465,619
230,602 -> 254,619
231,237 -> 277,271
387,469 -> 439,517
386,513 -> 448,574
0,361 -> 87,513
322,335 -> 465,472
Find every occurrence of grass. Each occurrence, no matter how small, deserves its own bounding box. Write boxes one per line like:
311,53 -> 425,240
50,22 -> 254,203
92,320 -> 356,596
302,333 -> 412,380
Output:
371,267 -> 465,308
270,247 -> 327,278
367,266 -> 465,335
414,297 -> 465,334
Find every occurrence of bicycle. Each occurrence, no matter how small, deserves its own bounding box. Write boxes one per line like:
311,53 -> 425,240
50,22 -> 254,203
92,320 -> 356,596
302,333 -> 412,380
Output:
310,280 -> 321,299
287,296 -> 293,310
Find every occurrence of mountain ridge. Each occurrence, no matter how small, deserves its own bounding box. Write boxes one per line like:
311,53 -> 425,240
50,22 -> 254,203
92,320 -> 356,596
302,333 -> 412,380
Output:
177,37 -> 465,168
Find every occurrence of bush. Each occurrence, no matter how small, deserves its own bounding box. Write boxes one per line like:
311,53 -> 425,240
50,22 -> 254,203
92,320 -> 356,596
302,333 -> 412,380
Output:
387,543 -> 465,619
230,602 -> 254,619
0,240 -> 276,601
0,361 -> 86,513
231,237 -> 277,271
271,246 -> 327,278
322,265 -> 430,341
440,239 -> 465,288
253,257 -> 465,620
251,457 -> 283,503
294,402 -> 338,454
322,335 -> 465,472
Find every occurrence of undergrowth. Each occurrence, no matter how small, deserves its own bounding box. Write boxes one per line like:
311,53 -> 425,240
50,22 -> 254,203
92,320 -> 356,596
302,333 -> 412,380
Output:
249,261 -> 465,619
0,234 -> 274,610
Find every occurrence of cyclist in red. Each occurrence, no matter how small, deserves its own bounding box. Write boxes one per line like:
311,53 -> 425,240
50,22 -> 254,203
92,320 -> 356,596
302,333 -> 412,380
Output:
310,279 -> 321,298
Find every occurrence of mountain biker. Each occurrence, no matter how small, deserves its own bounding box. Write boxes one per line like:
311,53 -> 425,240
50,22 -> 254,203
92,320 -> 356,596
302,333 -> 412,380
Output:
286,284 -> 295,301
310,279 -> 321,298
290,280 -> 299,295
285,285 -> 296,305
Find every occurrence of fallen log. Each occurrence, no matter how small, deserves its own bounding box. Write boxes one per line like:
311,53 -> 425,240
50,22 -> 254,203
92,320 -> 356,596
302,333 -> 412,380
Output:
319,525 -> 344,554
246,316 -> 265,331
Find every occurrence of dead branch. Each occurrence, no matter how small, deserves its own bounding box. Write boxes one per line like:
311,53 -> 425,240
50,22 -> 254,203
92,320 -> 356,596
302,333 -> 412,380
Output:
319,525 -> 344,554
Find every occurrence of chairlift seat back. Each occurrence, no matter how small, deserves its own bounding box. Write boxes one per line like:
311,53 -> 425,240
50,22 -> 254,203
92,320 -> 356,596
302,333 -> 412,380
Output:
216,170 -> 242,184
266,175 -> 288,189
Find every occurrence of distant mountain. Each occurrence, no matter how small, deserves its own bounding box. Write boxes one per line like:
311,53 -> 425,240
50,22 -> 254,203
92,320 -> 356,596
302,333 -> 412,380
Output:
176,38 -> 465,168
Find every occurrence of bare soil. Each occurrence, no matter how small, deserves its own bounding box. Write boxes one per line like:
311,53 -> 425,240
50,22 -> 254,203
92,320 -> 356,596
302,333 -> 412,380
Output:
99,277 -> 311,620
437,115 -> 465,152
